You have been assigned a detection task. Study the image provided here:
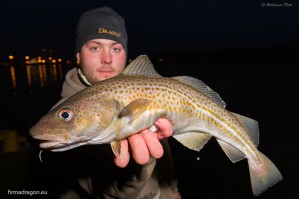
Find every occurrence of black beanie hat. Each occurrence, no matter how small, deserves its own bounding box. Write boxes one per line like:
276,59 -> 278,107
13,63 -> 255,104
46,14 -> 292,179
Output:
75,7 -> 128,54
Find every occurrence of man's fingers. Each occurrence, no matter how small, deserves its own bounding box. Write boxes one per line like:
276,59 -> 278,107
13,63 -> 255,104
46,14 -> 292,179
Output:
114,139 -> 130,168
154,118 -> 173,139
142,129 -> 163,159
128,134 -> 149,165
114,118 -> 173,167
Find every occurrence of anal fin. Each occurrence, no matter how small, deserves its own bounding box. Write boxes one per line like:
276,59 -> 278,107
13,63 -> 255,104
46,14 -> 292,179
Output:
173,132 -> 212,151
217,139 -> 245,163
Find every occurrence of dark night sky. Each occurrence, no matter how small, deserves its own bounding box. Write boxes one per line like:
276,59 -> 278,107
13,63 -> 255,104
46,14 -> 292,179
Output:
1,0 -> 298,59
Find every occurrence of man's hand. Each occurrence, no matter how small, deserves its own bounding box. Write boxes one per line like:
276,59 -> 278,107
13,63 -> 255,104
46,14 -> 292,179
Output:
114,118 -> 173,168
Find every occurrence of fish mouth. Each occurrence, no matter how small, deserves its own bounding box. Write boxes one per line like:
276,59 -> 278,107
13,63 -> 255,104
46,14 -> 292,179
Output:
32,134 -> 88,151
40,140 -> 65,149
40,140 -> 86,152
31,134 -> 70,149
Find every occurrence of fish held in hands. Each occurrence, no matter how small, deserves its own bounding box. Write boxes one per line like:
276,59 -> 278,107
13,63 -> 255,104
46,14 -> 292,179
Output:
30,55 -> 282,196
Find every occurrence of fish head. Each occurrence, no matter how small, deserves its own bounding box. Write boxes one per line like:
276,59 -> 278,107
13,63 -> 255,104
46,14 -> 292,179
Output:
30,94 -> 120,151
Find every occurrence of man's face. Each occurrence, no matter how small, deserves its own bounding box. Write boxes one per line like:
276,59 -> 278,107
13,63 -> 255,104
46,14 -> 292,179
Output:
77,38 -> 127,83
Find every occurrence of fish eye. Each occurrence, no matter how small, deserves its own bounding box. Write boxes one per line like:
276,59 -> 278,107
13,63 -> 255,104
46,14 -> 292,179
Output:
58,109 -> 73,121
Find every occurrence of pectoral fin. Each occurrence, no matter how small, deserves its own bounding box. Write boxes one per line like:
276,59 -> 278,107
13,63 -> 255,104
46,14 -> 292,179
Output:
173,132 -> 212,151
118,98 -> 152,122
111,98 -> 152,157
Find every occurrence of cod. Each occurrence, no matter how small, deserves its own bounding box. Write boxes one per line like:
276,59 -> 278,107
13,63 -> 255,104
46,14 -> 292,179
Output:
30,55 -> 282,196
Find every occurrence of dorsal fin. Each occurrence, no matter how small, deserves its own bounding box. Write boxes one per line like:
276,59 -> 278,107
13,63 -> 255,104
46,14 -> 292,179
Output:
232,112 -> 259,146
124,55 -> 226,108
123,55 -> 161,77
172,76 -> 226,108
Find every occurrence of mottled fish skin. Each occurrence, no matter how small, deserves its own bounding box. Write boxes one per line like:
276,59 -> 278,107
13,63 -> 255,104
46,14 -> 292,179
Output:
30,55 -> 282,196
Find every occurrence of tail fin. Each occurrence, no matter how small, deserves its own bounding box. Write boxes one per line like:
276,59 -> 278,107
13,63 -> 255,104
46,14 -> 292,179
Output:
248,152 -> 283,196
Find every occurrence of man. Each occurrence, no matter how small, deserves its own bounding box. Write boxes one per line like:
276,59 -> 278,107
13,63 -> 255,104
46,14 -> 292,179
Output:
42,7 -> 181,199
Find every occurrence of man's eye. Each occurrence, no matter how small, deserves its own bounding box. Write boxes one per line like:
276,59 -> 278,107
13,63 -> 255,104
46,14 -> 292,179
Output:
91,46 -> 99,51
113,48 -> 121,52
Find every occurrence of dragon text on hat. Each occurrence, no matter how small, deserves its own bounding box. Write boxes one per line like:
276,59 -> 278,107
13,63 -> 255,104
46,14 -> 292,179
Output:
98,28 -> 121,38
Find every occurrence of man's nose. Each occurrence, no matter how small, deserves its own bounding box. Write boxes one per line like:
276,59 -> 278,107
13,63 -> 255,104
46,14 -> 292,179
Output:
101,50 -> 112,64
